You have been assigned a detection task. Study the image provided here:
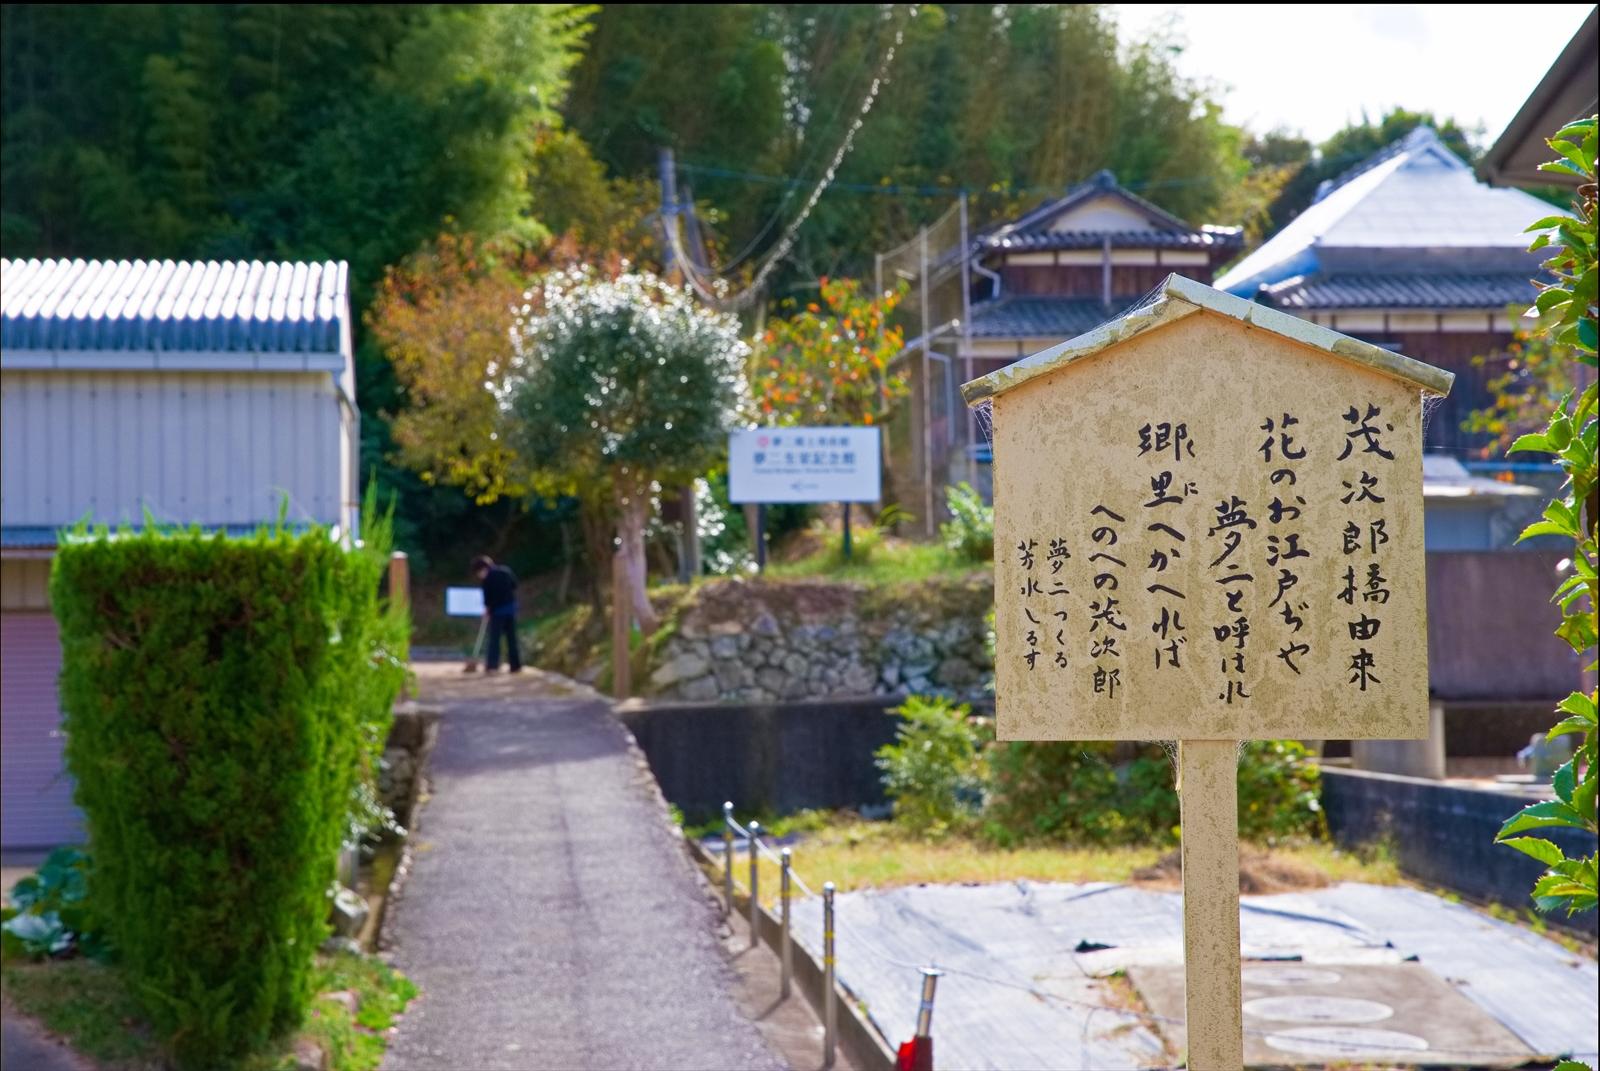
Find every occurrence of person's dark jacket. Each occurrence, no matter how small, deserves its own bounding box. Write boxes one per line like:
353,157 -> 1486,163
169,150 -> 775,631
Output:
481,564 -> 518,615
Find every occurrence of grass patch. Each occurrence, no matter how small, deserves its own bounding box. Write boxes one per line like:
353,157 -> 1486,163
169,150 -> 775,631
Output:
1,950 -> 418,1071
2,959 -> 161,1068
702,815 -> 1405,910
295,950 -> 420,1071
767,537 -> 979,584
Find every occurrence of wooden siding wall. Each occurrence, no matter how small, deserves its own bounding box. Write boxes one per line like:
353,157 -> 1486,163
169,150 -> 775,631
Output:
999,263 -> 1202,297
1,370 -> 343,528
1427,551 -> 1583,701
0,559 -> 50,610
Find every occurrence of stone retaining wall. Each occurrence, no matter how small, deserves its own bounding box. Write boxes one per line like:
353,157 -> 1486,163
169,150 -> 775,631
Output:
644,575 -> 994,704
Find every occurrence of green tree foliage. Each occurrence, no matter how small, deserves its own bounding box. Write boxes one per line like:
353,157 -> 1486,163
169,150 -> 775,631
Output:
1258,108 -> 1477,233
1493,117 -> 1598,929
1,4 -> 591,272
1,4 -> 594,571
505,268 -> 749,629
564,4 -> 1247,291
48,519 -> 408,1069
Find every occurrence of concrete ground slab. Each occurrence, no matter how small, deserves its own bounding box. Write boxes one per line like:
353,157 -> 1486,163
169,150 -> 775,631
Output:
1130,962 -> 1533,1068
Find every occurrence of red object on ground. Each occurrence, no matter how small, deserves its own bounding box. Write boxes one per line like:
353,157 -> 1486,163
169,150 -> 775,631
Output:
896,1036 -> 933,1071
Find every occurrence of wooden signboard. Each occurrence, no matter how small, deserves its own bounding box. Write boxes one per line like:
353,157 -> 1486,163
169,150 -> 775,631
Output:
964,275 -> 1453,1069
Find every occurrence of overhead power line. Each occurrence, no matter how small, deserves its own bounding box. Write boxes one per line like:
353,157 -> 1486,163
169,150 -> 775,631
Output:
667,5 -> 912,311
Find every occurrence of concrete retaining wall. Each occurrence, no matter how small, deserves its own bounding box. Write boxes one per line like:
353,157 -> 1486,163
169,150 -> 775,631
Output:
1321,766 -> 1597,934
618,696 -> 914,821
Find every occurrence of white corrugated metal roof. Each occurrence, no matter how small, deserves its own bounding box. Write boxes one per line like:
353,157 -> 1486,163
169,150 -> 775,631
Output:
1216,129 -> 1556,297
1,257 -> 350,357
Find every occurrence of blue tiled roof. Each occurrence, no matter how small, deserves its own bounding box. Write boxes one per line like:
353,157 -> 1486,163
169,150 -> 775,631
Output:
1261,272 -> 1539,310
2,522 -> 318,549
2,258 -> 350,354
968,295 -> 1138,339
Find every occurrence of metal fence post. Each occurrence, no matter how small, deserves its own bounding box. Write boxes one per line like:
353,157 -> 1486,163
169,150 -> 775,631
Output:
747,820 -> 761,950
916,967 -> 944,1037
823,881 -> 837,1069
779,848 -> 793,1000
722,802 -> 734,919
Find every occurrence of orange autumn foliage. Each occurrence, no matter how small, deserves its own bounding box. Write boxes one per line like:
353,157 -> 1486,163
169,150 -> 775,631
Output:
755,277 -> 909,427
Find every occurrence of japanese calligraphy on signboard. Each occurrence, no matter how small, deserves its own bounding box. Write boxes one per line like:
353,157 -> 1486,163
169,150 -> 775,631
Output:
968,276 -> 1454,742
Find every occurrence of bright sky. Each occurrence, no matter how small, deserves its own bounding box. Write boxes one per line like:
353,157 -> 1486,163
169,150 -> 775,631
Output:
1111,4 -> 1595,146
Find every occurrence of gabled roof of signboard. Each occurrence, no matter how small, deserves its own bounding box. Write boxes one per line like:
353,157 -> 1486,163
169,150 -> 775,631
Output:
960,273 -> 1456,406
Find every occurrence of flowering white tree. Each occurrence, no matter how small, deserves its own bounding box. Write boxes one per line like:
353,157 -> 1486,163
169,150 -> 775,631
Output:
503,267 -> 748,630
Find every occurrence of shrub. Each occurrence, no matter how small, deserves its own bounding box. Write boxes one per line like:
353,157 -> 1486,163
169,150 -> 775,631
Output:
50,516 -> 407,1069
1,847 -> 111,962
1238,740 -> 1325,843
983,739 -> 1324,846
984,742 -> 1176,845
940,481 -> 994,562
876,696 -> 990,834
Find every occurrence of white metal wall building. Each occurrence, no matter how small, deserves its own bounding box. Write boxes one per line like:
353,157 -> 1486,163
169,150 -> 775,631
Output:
0,258 -> 357,851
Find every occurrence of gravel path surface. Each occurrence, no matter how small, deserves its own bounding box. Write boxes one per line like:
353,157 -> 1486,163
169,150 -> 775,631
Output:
381,666 -> 783,1071
0,1010 -> 97,1071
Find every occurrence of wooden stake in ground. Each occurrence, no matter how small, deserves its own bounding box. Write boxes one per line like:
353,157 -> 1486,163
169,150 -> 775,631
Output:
612,550 -> 631,700
965,276 -> 1452,1070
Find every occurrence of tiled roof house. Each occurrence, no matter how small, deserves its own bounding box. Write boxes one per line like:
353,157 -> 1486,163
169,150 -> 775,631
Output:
963,170 -> 1243,368
1215,127 -> 1557,455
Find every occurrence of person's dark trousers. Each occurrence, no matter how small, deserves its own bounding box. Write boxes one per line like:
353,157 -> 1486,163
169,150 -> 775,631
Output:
485,610 -> 522,671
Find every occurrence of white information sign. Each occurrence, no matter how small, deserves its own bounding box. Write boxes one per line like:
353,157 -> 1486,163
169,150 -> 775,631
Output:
728,426 -> 881,504
445,586 -> 485,617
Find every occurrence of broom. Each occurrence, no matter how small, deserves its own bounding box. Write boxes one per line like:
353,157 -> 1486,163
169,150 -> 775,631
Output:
462,615 -> 488,673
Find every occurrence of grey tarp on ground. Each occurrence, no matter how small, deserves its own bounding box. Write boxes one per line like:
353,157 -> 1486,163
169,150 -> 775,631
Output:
790,881 -> 1597,1071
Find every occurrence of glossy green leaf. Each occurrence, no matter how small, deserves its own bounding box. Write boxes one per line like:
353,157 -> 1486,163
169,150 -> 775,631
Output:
1497,799 -> 1588,838
1521,520 -> 1574,541
1499,836 -> 1565,866
1558,692 -> 1598,721
1554,759 -> 1576,803
1509,432 -> 1550,454
1556,611 -> 1598,651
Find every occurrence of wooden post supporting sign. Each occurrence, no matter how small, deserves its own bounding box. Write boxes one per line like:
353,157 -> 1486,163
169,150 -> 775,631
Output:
965,276 -> 1453,1069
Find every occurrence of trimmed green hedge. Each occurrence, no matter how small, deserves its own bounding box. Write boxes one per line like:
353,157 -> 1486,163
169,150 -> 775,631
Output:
50,517 -> 407,1069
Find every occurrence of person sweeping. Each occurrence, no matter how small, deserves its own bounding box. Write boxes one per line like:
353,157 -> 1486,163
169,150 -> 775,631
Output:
472,555 -> 522,673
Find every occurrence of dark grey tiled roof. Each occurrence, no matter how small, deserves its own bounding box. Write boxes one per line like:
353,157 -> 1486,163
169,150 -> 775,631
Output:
2,258 -> 350,354
967,295 -> 1138,339
980,228 -> 1242,252
977,170 -> 1242,253
1261,272 -> 1539,310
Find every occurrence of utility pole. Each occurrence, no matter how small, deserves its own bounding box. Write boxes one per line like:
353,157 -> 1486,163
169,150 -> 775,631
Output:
920,226 -> 934,538
680,184 -> 709,276
658,146 -> 680,282
657,145 -> 705,583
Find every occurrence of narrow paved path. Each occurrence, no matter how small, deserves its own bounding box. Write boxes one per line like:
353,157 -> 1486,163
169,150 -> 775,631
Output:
382,665 -> 783,1071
